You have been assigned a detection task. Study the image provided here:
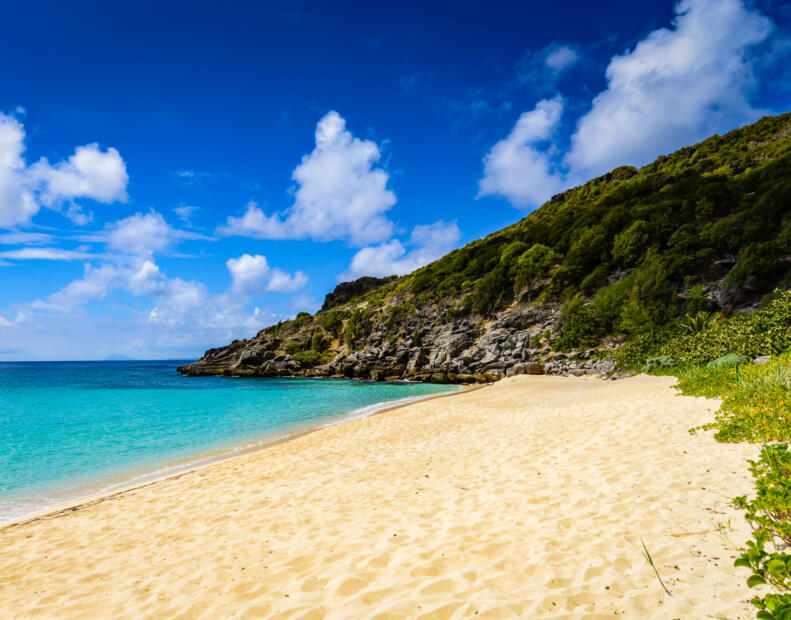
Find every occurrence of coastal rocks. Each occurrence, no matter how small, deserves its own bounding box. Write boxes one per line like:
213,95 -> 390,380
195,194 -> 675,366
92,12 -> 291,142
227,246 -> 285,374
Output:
179,295 -> 622,383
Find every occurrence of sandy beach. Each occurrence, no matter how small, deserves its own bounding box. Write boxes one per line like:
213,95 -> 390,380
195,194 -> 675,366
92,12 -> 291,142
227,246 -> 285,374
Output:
0,374 -> 760,619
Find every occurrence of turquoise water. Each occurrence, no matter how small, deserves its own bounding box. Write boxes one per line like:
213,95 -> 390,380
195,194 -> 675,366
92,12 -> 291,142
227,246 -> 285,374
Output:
0,361 -> 456,523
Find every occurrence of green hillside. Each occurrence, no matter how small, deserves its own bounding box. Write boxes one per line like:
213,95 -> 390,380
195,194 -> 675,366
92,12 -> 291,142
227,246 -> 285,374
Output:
181,111 -> 791,379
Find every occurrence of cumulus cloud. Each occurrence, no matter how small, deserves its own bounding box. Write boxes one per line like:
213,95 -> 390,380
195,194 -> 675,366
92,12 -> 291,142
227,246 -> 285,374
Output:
219,111 -> 396,246
106,211 -> 176,256
29,143 -> 128,205
567,0 -> 773,175
0,112 -> 129,229
341,220 -> 461,280
478,97 -> 566,208
227,253 -> 308,296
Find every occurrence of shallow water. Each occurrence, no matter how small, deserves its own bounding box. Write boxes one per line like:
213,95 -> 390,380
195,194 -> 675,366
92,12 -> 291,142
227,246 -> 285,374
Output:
0,360 -> 456,523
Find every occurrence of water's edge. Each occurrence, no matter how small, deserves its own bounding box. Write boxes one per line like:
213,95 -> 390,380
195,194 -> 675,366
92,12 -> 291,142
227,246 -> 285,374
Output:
0,384 -> 470,530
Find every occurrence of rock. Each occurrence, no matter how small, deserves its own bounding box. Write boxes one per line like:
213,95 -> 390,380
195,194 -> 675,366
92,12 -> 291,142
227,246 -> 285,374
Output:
321,275 -> 397,311
754,355 -> 771,365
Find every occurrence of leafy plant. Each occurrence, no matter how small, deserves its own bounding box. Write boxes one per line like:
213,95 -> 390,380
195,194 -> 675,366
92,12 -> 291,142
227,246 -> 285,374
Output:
733,444 -> 791,618
679,311 -> 718,335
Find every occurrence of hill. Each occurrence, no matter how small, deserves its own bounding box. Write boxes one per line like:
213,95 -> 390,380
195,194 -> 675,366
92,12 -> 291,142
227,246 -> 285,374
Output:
179,112 -> 791,381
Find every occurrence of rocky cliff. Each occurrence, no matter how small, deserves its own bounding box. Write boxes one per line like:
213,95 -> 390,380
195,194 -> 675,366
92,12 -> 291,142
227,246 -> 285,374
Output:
178,286 -> 618,382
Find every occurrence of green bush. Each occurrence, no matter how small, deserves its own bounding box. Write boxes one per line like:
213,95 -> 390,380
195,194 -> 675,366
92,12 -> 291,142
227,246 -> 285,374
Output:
293,311 -> 313,328
320,309 -> 345,336
661,291 -> 791,365
292,350 -> 333,366
612,219 -> 651,265
512,244 -> 560,290
553,294 -> 599,352
733,444 -> 791,618
311,330 -> 327,352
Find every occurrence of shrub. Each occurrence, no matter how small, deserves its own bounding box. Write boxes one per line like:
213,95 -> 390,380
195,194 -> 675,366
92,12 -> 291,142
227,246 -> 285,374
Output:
685,283 -> 708,315
311,330 -> 327,352
293,311 -> 313,328
612,330 -> 671,370
592,275 -> 634,331
661,291 -> 791,365
320,309 -> 344,336
512,244 -> 560,290
292,350 -> 333,366
284,340 -> 307,354
553,294 -> 599,352
612,219 -> 651,265
725,241 -> 785,292
733,444 -> 791,617
679,311 -> 718,335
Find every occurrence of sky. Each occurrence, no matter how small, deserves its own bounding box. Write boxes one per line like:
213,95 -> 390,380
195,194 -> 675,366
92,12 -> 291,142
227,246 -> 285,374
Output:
0,0 -> 790,360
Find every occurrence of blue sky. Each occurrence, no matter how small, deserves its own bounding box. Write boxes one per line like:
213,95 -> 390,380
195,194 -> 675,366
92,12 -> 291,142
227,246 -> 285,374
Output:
0,0 -> 790,360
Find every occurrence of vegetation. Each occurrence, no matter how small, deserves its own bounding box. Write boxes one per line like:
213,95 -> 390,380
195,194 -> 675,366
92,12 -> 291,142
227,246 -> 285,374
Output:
390,112 -> 791,341
248,113 -> 791,369
733,445 -> 791,618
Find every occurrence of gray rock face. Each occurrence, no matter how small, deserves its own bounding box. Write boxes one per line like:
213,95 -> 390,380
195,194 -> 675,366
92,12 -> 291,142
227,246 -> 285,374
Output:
178,298 -> 620,383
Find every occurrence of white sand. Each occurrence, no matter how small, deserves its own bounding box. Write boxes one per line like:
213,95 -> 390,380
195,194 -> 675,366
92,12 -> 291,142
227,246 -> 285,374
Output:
0,374 -> 760,618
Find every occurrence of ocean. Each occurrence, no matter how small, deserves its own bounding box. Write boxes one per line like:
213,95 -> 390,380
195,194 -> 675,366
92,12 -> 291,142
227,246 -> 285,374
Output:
0,360 -> 457,524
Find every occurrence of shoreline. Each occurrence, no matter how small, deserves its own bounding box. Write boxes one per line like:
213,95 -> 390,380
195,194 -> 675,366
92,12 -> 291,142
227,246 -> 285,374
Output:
0,383 -> 474,531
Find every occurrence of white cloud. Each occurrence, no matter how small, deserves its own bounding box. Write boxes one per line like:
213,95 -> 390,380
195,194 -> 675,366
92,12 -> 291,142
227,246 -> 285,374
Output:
265,268 -> 308,293
545,46 -> 580,72
0,232 -> 54,245
0,114 -> 37,228
227,253 -> 308,295
219,111 -> 396,246
478,97 -> 566,208
106,211 -> 178,256
174,205 -> 198,224
30,143 -> 128,205
515,42 -> 581,90
341,220 -> 461,280
0,247 -> 96,261
0,314 -> 11,327
0,112 -> 129,229
31,263 -> 121,313
566,0 -> 773,175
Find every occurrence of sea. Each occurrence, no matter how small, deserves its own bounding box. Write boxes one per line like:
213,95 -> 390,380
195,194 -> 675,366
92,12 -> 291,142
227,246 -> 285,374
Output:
0,360 -> 457,524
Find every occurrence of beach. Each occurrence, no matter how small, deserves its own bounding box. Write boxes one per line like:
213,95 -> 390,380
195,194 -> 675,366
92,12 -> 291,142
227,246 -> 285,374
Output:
0,374 -> 759,618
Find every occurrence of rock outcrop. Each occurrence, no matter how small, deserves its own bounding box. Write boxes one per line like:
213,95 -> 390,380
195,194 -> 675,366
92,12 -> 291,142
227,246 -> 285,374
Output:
178,286 -> 619,382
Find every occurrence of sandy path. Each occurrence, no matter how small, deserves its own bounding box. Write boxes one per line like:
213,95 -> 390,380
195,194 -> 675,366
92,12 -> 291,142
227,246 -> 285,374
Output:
0,375 -> 760,619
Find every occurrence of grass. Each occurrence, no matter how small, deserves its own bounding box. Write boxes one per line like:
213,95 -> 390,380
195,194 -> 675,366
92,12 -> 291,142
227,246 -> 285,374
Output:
658,352 -> 791,443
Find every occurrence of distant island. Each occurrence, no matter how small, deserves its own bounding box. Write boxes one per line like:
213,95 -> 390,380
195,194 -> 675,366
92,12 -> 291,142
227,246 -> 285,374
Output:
103,354 -> 136,361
